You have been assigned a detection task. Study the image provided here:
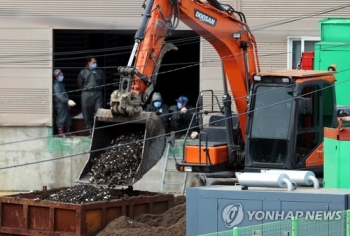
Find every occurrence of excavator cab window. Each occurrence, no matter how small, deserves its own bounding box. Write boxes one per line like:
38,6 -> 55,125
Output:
295,84 -> 321,162
249,85 -> 294,164
251,85 -> 293,139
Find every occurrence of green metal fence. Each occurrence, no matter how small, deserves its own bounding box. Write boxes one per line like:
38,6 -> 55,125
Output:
200,210 -> 350,236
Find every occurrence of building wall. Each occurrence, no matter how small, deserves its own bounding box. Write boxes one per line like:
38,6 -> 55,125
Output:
199,0 -> 350,111
0,1 -> 350,125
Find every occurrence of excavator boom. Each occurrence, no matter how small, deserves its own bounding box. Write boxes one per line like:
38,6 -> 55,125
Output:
77,0 -> 261,186
113,0 -> 260,141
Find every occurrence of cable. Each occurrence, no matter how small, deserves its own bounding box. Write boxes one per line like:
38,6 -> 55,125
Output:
2,4 -> 350,171
1,6 -> 349,141
0,72 -> 348,170
1,64 -> 349,148
2,40 -> 349,107
0,84 -> 304,145
0,3 -> 348,63
251,3 -> 350,31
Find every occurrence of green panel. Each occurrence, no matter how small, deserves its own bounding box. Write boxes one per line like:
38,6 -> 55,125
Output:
314,43 -> 350,106
323,137 -> 339,188
46,128 -> 92,155
324,137 -> 350,188
338,141 -> 350,188
319,18 -> 350,42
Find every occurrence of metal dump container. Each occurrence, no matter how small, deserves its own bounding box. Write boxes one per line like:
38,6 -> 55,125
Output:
0,187 -> 174,236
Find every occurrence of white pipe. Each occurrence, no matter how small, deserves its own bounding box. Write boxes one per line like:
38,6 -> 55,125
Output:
261,170 -> 320,189
236,172 -> 295,191
282,178 -> 294,192
308,175 -> 320,189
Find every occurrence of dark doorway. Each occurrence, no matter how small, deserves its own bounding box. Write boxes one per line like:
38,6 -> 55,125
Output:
155,31 -> 200,108
53,30 -> 199,135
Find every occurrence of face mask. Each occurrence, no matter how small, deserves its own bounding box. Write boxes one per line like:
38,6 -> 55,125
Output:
91,63 -> 97,69
177,102 -> 183,109
58,76 -> 64,82
154,101 -> 162,108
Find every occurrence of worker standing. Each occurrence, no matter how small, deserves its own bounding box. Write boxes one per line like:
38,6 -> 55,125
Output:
170,96 -> 198,139
144,92 -> 170,131
53,69 -> 76,137
77,56 -> 105,136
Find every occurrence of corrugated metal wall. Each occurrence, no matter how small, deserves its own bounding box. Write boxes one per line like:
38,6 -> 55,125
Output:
241,0 -> 350,19
0,0 -> 144,17
0,29 -> 52,126
256,42 -> 286,71
1,0 -> 350,125
200,0 -> 350,113
0,0 -> 145,126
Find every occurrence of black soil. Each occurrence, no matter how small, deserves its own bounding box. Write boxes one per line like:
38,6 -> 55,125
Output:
10,185 -> 160,204
43,184 -> 119,204
88,132 -> 144,187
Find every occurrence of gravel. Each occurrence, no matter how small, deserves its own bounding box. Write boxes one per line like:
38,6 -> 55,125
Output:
88,132 -> 144,187
43,184 -> 124,204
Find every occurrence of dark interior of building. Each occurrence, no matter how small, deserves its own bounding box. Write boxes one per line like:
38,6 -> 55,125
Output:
53,30 -> 200,135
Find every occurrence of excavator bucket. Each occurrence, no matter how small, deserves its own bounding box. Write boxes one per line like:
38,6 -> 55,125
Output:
76,108 -> 166,186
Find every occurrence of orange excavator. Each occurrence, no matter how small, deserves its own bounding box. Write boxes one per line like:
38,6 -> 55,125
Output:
78,0 -> 338,186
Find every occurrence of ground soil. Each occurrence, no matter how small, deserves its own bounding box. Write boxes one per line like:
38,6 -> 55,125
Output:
96,195 -> 186,236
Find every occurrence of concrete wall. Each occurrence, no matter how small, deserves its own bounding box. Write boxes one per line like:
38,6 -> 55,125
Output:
0,127 -> 90,191
0,127 -> 190,194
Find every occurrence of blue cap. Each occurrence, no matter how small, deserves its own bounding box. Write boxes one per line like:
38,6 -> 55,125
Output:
176,96 -> 189,103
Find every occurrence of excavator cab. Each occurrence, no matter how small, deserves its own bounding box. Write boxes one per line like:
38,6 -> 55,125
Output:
176,70 -> 338,179
245,70 -> 338,175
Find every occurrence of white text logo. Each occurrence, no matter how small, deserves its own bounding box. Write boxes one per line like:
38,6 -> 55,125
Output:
194,10 -> 217,26
222,203 -> 343,228
247,211 -> 342,221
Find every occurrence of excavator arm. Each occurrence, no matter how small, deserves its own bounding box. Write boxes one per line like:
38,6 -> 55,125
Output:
77,0 -> 262,186
111,0 -> 179,116
111,0 -> 260,141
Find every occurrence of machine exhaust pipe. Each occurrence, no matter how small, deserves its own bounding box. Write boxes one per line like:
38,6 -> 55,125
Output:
261,169 -> 320,189
236,172 -> 296,191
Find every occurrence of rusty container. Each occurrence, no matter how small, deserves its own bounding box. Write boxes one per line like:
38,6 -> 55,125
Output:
0,187 -> 174,236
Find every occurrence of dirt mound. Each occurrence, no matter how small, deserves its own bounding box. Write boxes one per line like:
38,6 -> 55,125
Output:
174,195 -> 186,206
97,196 -> 186,236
